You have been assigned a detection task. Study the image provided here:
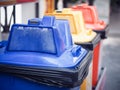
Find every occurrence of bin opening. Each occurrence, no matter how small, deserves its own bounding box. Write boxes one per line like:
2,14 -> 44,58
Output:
6,24 -> 65,56
42,16 -> 56,26
28,16 -> 73,49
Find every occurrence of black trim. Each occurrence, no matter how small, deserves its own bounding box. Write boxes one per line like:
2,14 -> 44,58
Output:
93,25 -> 109,39
0,51 -> 92,88
75,34 -> 101,50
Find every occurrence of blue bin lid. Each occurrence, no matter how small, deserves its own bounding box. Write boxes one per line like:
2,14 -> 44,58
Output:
0,46 -> 87,67
0,16 -> 88,68
28,16 -> 55,26
28,16 -> 73,49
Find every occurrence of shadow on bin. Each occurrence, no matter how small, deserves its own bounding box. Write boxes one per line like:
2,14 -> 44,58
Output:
0,16 -> 92,90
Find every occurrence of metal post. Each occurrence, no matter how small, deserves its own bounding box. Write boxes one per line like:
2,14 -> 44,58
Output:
13,5 -> 16,24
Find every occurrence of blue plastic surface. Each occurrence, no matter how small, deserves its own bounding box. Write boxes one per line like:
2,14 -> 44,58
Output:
0,45 -> 87,67
0,16 -> 87,68
55,19 -> 73,49
42,16 -> 55,26
0,16 -> 88,90
28,16 -> 73,49
0,73 -> 80,90
28,18 -> 42,25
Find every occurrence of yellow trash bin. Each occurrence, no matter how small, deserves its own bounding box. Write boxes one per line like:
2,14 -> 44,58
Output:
46,8 -> 96,43
46,8 -> 100,90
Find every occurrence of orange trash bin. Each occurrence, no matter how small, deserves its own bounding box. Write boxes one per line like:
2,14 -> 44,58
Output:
72,4 -> 109,88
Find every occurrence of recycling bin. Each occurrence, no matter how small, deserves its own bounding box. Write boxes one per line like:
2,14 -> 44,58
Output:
72,4 -> 109,87
0,16 -> 92,90
46,9 -> 101,90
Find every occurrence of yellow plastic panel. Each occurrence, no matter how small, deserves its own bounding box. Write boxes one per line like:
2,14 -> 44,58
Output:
46,8 -> 97,43
62,9 -> 97,43
62,8 -> 85,32
81,62 -> 93,90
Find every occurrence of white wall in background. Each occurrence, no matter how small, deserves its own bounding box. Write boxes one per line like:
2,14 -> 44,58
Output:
16,5 -> 22,24
21,2 -> 35,24
57,0 -> 63,11
95,0 -> 110,24
39,0 -> 46,18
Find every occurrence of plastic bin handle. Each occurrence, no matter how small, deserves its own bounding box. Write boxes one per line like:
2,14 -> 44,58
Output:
71,45 -> 81,57
0,41 -> 8,48
28,18 -> 42,25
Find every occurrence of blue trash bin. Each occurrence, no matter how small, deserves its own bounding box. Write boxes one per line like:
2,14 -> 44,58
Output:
0,16 -> 92,90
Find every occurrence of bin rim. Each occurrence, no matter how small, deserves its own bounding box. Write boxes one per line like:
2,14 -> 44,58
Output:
75,34 -> 101,50
93,24 -> 109,39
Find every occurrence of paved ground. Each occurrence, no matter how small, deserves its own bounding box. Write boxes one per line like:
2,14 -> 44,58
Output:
100,12 -> 120,90
94,0 -> 120,89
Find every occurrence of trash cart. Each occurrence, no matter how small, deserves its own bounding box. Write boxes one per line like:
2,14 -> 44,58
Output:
0,16 -> 92,90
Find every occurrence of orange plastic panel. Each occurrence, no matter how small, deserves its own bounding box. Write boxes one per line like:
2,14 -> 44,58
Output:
92,42 -> 101,87
72,4 -> 106,30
